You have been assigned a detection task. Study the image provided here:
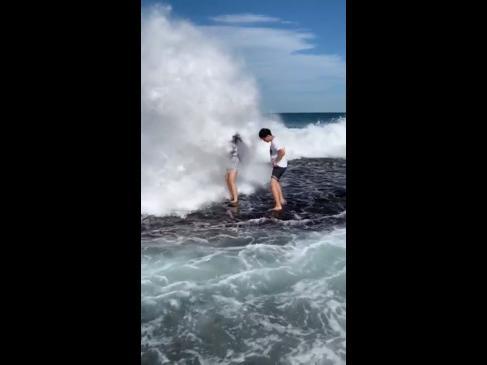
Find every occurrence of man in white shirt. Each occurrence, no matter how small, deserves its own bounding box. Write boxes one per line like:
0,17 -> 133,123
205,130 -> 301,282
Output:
259,128 -> 287,211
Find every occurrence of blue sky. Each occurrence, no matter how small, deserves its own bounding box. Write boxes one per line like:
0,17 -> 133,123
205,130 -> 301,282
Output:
142,0 -> 345,112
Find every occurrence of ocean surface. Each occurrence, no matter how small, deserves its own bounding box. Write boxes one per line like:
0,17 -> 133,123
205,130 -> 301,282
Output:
141,113 -> 346,365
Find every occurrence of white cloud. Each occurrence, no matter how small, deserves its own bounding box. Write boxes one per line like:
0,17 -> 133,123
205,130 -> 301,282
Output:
199,24 -> 345,112
202,26 -> 315,53
211,13 -> 282,24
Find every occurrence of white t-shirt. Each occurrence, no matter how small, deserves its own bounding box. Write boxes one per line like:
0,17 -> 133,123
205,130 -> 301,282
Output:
228,140 -> 239,160
270,137 -> 287,168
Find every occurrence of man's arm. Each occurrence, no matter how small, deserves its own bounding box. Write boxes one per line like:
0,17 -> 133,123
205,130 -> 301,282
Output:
274,148 -> 286,165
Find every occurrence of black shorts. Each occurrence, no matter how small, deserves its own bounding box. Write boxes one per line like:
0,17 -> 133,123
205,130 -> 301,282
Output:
271,166 -> 287,181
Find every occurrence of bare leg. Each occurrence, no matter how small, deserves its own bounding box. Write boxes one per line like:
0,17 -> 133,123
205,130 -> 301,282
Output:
271,178 -> 283,210
225,171 -> 234,200
276,181 -> 286,205
229,170 -> 238,203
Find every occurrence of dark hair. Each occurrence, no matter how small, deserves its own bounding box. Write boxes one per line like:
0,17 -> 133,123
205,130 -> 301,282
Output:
232,133 -> 242,144
258,128 -> 272,139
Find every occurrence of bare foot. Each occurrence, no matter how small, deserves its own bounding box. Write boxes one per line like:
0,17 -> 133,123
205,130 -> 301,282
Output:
271,206 -> 283,211
230,200 -> 239,206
